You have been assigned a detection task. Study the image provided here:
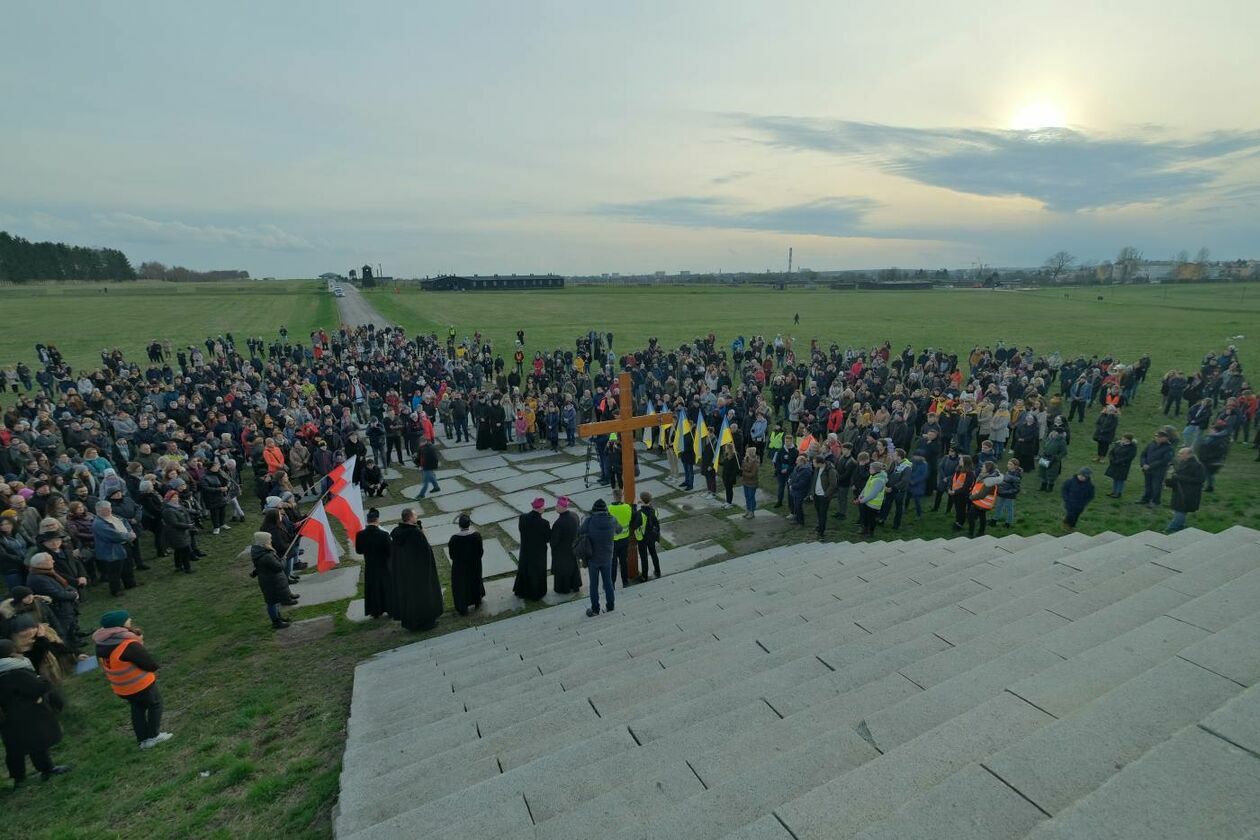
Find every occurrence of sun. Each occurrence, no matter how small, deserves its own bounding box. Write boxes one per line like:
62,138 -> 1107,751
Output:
1009,101 -> 1068,131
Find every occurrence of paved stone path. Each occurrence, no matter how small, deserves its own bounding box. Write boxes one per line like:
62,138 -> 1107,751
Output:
329,286 -> 782,625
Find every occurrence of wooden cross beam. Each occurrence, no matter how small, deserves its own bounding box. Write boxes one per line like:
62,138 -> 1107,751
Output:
578,371 -> 674,580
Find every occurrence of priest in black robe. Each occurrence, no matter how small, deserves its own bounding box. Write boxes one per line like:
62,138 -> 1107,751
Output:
354,508 -> 392,619
513,499 -> 550,600
446,513 -> 485,615
489,397 -> 509,452
474,401 -> 491,450
549,497 -> 582,594
389,510 -> 444,631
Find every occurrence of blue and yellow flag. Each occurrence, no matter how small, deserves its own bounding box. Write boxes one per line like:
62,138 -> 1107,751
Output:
642,400 -> 656,448
712,415 -> 733,470
694,413 -> 708,463
673,414 -> 691,455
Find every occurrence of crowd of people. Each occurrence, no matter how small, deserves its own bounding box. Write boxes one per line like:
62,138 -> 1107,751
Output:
0,323 -> 1254,786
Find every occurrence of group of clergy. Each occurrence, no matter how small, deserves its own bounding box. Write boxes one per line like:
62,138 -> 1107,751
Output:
512,495 -> 583,601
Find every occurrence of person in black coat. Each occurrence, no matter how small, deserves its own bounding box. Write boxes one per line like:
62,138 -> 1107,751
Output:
1105,433 -> 1138,497
1166,448 -> 1206,533
1061,467 -> 1096,530
355,509 -> 393,619
514,500 -> 551,601
389,511 -> 443,631
0,638 -> 69,788
549,499 -> 582,594
446,514 -> 485,615
1092,405 -> 1119,461
250,532 -> 297,629
1137,429 -> 1175,506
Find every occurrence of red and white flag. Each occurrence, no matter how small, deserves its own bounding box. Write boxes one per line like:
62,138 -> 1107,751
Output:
298,501 -> 341,574
327,455 -> 356,494
326,474 -> 365,543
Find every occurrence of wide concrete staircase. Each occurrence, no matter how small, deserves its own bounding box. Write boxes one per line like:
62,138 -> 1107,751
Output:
334,526 -> 1260,839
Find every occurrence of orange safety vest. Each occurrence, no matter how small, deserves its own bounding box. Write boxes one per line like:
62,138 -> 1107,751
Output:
970,480 -> 997,510
100,639 -> 156,697
797,434 -> 816,454
951,471 -> 968,492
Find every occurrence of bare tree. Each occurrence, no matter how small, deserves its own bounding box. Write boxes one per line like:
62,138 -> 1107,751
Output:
1116,246 -> 1143,282
1195,247 -> 1211,265
1044,250 -> 1076,284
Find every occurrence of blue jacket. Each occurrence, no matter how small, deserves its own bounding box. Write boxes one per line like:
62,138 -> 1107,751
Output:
92,517 -> 133,562
580,511 -> 617,567
1060,476 -> 1095,514
908,461 -> 929,497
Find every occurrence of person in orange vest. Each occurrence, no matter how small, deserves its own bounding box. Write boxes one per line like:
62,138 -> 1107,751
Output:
92,611 -> 172,750
967,461 -> 1002,538
949,455 -> 976,531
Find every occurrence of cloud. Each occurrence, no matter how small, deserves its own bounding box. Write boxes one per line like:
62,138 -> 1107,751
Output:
710,170 -> 752,185
736,116 -> 1260,212
93,212 -> 313,250
597,195 -> 879,237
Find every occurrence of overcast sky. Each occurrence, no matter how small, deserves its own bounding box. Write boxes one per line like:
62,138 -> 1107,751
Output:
4,1 -> 1258,277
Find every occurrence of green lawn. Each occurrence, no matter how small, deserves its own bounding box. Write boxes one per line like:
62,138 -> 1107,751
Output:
0,281 -> 336,373
7,282 -> 1260,838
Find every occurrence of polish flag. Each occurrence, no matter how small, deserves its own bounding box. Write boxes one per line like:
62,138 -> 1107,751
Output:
327,455 -> 356,494
298,501 -> 341,574
326,476 -> 365,543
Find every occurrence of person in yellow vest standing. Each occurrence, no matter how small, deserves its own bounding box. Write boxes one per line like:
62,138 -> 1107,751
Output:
855,461 -> 887,539
607,490 -> 634,587
93,611 -> 171,750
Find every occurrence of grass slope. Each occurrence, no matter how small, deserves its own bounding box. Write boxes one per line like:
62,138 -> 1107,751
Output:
0,281 -> 335,372
7,283 -> 1259,837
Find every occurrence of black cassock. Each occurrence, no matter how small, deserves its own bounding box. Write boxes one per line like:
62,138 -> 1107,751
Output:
513,510 -> 550,601
447,530 -> 486,615
475,403 -> 491,450
549,510 -> 582,594
389,522 -> 444,631
355,524 -> 393,618
490,403 -> 509,452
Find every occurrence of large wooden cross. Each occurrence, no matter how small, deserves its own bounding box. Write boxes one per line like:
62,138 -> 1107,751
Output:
579,371 -> 674,580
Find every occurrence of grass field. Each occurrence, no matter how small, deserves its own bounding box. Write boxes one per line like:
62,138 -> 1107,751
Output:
7,281 -> 1260,838
0,281 -> 336,373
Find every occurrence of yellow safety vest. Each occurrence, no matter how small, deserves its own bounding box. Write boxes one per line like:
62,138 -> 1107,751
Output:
608,503 -> 632,540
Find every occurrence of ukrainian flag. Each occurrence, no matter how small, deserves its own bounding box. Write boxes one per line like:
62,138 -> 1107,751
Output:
674,414 -> 691,455
712,415 -> 733,470
642,400 -> 656,447
694,413 -> 708,463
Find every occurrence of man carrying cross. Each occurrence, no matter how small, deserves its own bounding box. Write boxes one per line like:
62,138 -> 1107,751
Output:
579,372 -> 673,582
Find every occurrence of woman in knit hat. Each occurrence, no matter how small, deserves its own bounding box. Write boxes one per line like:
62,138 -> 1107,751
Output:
92,610 -> 170,749
249,532 -> 298,630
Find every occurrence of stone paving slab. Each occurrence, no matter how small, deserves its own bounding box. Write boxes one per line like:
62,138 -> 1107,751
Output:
467,502 -> 517,525
438,444 -> 482,462
549,462 -> 592,480
463,466 -> 522,484
502,448 -> 566,463
460,455 -> 509,472
670,491 -> 728,512
291,563 -> 361,606
495,472 -> 554,493
1200,683 -> 1260,755
382,467 -> 403,481
399,477 -> 468,498
500,489 -> 558,514
478,538 -> 518,577
518,459 -> 570,472
543,477 -> 597,498
433,488 -> 496,513
373,502 -> 414,522
346,598 -> 368,623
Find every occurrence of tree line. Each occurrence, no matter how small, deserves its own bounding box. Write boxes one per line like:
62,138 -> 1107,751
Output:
0,231 -> 136,282
135,262 -> 250,282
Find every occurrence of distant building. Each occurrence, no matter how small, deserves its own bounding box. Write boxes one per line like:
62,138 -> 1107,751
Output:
419,274 -> 564,291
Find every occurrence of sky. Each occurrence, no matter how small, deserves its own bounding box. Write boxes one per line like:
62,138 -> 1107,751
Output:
3,0 -> 1259,277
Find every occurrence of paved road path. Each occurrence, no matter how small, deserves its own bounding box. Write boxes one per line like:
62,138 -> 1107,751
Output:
335,284 -> 391,328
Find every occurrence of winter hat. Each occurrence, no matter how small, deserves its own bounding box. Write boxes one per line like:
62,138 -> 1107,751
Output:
18,488 -> 34,500
253,531 -> 272,547
100,610 -> 130,628
265,496 -> 282,510
591,499 -> 608,512
163,490 -> 180,502
139,480 -> 153,494
556,496 -> 571,512
531,497 -> 545,511
1078,467 -> 1093,477
5,613 -> 37,634
8,585 -> 33,600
